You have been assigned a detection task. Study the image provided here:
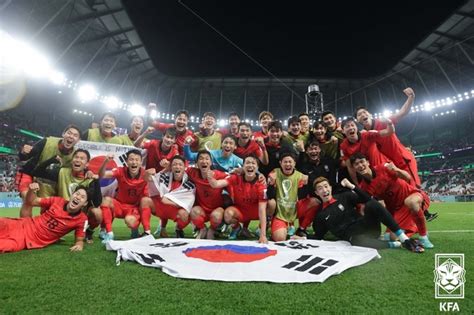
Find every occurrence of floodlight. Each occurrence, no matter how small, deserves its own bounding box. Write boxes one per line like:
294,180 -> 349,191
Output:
78,84 -> 97,103
129,104 -> 146,116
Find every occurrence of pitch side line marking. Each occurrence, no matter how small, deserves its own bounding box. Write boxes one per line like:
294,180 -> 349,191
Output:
428,230 -> 474,233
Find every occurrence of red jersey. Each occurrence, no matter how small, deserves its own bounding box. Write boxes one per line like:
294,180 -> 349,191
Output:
226,174 -> 267,213
186,168 -> 227,212
340,131 -> 389,167
234,140 -> 263,159
359,164 -> 418,213
253,130 -> 269,140
372,117 -> 413,166
143,139 -> 179,172
218,127 -> 239,137
153,121 -> 195,155
23,197 -> 88,249
112,167 -> 148,205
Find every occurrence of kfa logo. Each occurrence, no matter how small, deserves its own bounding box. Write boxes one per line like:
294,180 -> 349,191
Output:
434,254 -> 465,299
434,254 -> 465,312
282,255 -> 338,275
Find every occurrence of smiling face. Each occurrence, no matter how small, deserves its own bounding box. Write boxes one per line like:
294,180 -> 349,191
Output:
202,115 -> 216,129
161,133 -> 176,149
342,121 -> 359,142
67,188 -> 88,213
221,137 -> 236,155
356,108 -> 373,130
299,115 -> 310,132
100,114 -> 116,134
315,180 -> 332,203
229,115 -> 240,129
312,124 -> 327,139
126,153 -> 142,177
260,115 -> 272,129
238,124 -> 252,141
243,156 -> 258,177
289,122 -> 301,136
171,158 -> 185,181
130,116 -> 144,134
175,113 -> 188,131
268,126 -> 282,143
71,151 -> 89,172
322,114 -> 336,130
62,128 -> 81,150
306,143 -> 321,162
279,156 -> 296,175
352,157 -> 371,177
197,152 -> 212,173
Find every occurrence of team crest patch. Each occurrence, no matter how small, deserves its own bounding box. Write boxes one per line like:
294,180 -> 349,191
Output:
338,204 -> 345,211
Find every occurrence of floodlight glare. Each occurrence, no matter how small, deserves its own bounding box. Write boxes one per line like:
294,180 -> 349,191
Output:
78,84 -> 97,103
104,96 -> 119,109
129,104 -> 146,116
383,110 -> 391,118
49,70 -> 66,85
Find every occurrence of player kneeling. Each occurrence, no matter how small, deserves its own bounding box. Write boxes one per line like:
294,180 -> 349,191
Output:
141,155 -> 195,238
0,183 -> 89,253
99,150 -> 148,243
208,155 -> 269,243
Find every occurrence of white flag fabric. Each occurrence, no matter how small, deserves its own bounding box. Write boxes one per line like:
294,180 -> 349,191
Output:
106,236 -> 380,283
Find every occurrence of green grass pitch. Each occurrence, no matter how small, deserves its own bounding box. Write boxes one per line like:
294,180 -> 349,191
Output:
0,202 -> 473,314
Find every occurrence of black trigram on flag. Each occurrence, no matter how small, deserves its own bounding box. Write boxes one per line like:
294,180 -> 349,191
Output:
132,251 -> 165,264
117,153 -> 128,167
282,255 -> 338,275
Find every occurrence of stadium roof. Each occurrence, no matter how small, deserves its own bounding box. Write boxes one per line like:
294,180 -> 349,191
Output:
1,0 -> 474,119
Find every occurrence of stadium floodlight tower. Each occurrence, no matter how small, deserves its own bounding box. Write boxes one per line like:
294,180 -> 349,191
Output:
305,84 -> 324,120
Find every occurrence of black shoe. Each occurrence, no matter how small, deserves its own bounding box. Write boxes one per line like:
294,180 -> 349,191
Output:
403,239 -> 424,253
295,228 -> 308,238
175,229 -> 185,238
425,211 -> 439,222
85,228 -> 94,244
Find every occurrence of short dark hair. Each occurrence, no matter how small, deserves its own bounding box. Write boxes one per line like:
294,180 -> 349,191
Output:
312,120 -> 328,130
354,106 -> 369,118
126,149 -> 142,159
321,110 -> 335,119
202,112 -> 216,119
341,117 -> 357,128
63,124 -> 82,137
298,112 -> 309,119
238,122 -> 252,131
164,127 -> 177,138
305,140 -> 320,150
349,152 -> 368,164
259,111 -> 273,121
73,149 -> 91,161
196,149 -> 211,161
73,185 -> 89,200
268,120 -> 283,131
222,134 -> 237,144
279,151 -> 297,162
228,112 -> 240,119
130,115 -> 144,124
243,154 -> 259,165
100,112 -> 116,122
171,155 -> 186,164
176,110 -> 189,119
288,116 -> 300,126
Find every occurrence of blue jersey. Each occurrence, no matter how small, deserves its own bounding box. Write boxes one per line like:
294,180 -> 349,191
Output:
183,144 -> 243,172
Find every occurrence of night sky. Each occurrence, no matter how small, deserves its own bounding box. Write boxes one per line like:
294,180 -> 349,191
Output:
122,0 -> 467,78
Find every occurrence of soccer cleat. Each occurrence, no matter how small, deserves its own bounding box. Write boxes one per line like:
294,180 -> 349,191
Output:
85,228 -> 95,244
228,225 -> 242,240
240,227 -> 252,239
101,232 -> 114,244
175,229 -> 185,238
196,228 -> 208,239
419,236 -> 434,249
153,225 -> 161,236
130,229 -> 140,239
99,229 -> 107,240
254,227 -> 260,238
287,225 -> 296,236
159,229 -> 169,238
295,228 -> 308,238
425,211 -> 439,222
402,238 -> 424,253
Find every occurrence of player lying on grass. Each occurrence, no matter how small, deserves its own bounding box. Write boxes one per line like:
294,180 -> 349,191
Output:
140,155 -> 195,238
207,155 -> 269,243
350,153 -> 434,249
0,183 -> 89,253
311,177 -> 424,253
98,149 -> 149,243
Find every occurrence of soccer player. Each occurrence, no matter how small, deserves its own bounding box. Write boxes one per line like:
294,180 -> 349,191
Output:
298,112 -> 311,136
283,116 -> 309,150
321,110 -> 344,140
135,127 -> 179,173
191,112 -> 222,151
355,88 -> 421,188
187,150 -> 227,239
0,183 -> 89,253
208,155 -> 269,243
253,111 -> 274,139
340,117 -> 393,184
266,152 -> 310,241
16,124 -> 81,217
98,150 -> 149,242
259,121 -> 295,177
82,112 -> 123,144
219,112 -> 241,137
183,134 -> 243,172
31,149 -> 102,243
148,105 -> 194,155
310,121 -> 340,161
312,177 -> 424,253
118,115 -> 145,146
141,155 -> 195,237
234,122 -> 268,165
350,153 -> 434,248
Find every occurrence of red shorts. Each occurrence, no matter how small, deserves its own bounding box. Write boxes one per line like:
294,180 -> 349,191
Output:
0,218 -> 27,253
15,172 -> 33,194
392,206 -> 417,237
271,217 -> 291,234
230,205 -> 259,223
112,199 -> 140,221
152,196 -> 184,221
